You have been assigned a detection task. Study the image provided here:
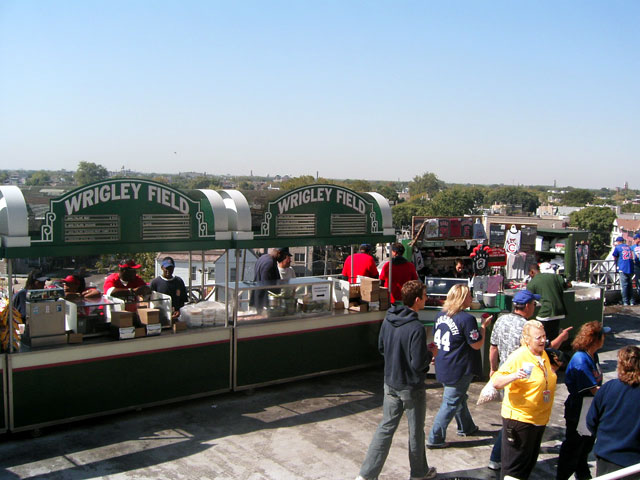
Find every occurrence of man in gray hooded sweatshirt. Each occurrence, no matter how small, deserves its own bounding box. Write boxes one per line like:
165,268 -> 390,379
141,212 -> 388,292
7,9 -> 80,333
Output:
356,280 -> 438,480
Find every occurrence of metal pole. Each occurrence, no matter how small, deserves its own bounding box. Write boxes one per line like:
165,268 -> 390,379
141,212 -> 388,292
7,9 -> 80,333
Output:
350,245 -> 354,283
201,250 -> 205,300
324,247 -> 328,276
8,259 -> 14,353
388,242 -> 393,304
240,248 -> 246,281
188,251 -> 193,298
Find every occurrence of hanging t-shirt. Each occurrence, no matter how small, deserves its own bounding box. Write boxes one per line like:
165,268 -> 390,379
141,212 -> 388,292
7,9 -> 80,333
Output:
449,219 -> 462,237
504,229 -> 521,254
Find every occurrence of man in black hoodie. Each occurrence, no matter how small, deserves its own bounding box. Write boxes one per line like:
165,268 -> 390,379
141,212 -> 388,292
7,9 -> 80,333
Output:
356,280 -> 438,480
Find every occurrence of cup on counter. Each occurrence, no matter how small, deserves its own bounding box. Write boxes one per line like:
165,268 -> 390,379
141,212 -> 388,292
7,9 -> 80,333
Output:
522,362 -> 535,378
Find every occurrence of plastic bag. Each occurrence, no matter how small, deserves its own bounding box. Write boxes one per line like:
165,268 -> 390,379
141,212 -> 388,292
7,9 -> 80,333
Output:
477,379 -> 503,405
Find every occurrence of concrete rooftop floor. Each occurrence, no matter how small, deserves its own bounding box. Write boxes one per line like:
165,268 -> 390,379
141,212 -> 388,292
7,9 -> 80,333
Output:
0,307 -> 637,480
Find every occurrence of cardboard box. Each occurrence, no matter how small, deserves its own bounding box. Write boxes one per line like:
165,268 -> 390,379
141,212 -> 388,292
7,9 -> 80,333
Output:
361,289 -> 379,302
134,327 -> 146,338
111,311 -> 134,328
173,321 -> 187,333
138,308 -> 160,325
349,303 -> 369,313
29,334 -> 68,347
333,301 -> 345,311
379,287 -> 390,302
359,277 -> 380,289
349,284 -> 361,298
67,332 -> 83,344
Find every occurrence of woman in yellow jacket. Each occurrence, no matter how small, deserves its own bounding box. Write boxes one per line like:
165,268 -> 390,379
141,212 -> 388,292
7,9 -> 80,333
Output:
492,320 -> 558,479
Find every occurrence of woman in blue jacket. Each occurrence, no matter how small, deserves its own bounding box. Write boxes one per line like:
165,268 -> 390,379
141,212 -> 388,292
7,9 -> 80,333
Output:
557,321 -> 604,480
587,345 -> 640,477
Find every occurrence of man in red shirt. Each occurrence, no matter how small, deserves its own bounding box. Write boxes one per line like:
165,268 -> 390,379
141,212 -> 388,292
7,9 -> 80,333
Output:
380,243 -> 418,304
103,259 -> 151,298
342,244 -> 379,283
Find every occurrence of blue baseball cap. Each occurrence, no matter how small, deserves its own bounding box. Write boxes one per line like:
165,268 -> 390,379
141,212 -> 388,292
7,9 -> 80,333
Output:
634,233 -> 640,240
513,290 -> 541,305
161,257 -> 175,268
616,236 -> 624,242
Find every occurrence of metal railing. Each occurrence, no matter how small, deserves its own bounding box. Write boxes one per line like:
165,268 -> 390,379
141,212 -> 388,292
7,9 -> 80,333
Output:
592,462 -> 640,480
590,260 -> 619,290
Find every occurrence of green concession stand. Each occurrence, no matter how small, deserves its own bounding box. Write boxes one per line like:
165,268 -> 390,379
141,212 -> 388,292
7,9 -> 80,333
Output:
231,185 -> 395,390
0,181 -> 394,432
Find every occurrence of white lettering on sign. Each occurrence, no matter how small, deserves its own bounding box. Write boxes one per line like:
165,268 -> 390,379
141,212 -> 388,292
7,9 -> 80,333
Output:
276,187 -> 366,215
335,189 -> 366,214
64,183 -> 188,215
147,185 -> 189,214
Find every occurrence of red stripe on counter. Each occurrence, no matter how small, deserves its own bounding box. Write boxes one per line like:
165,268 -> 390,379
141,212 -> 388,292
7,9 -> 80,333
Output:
238,319 -> 382,342
12,340 -> 229,372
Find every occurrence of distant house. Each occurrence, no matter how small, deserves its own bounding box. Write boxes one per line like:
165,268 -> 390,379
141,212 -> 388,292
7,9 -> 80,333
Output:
611,218 -> 640,245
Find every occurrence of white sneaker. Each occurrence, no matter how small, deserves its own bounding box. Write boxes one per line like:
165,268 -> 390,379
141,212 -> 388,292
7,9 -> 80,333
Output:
488,460 -> 501,470
355,476 -> 377,480
411,466 -> 437,479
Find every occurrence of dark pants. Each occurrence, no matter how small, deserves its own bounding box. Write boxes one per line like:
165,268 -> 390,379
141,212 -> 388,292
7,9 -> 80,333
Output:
490,429 -> 502,463
501,417 -> 545,480
596,457 -> 640,480
557,420 -> 595,480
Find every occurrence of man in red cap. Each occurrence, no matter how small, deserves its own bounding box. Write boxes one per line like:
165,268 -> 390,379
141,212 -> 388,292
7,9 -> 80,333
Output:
61,274 -> 100,299
103,259 -> 151,298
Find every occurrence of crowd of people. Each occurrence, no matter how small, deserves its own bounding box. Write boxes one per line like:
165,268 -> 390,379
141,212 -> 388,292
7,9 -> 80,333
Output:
356,279 -> 640,480
10,246 -> 639,480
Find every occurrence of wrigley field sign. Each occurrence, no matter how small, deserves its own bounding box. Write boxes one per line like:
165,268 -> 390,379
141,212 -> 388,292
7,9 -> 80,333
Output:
253,184 -> 394,246
23,179 -> 230,256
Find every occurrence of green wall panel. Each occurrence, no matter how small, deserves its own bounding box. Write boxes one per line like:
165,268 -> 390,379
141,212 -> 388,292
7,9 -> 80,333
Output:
236,322 -> 382,387
12,343 -> 230,429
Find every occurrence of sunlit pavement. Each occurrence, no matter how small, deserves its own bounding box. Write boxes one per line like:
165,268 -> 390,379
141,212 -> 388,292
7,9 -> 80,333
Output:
0,309 -> 637,480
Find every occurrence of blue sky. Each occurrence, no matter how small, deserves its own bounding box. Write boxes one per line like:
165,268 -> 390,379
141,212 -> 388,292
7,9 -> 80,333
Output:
1,1 -> 638,188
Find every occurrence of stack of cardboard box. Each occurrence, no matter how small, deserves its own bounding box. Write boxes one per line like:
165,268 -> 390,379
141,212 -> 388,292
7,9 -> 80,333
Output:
111,311 -> 135,339
360,277 -> 379,302
379,287 -> 390,311
138,308 -> 161,336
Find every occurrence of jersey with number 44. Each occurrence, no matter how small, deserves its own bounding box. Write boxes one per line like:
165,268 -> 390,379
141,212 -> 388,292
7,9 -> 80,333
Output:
433,310 -> 483,384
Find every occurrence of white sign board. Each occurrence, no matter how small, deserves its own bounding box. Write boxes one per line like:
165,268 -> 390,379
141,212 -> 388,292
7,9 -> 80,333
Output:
312,283 -> 330,301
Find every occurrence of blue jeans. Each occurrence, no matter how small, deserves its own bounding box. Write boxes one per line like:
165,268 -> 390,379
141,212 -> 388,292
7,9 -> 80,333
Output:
428,373 -> 476,445
620,272 -> 634,305
490,429 -> 502,462
359,384 -> 429,479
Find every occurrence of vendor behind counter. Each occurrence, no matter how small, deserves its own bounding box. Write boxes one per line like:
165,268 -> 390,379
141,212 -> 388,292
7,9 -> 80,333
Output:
526,263 -> 567,340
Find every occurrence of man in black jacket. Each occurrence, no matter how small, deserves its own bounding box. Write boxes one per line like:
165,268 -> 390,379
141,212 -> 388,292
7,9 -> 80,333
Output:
356,280 -> 438,480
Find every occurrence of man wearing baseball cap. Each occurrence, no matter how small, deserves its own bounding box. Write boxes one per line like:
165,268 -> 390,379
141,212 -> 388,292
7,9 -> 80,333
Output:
103,258 -> 151,298
150,257 -> 188,319
612,236 -> 635,305
12,268 -> 50,318
487,289 -> 571,470
61,274 -> 100,299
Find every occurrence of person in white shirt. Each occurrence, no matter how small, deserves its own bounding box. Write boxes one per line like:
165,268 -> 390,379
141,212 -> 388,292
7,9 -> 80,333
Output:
277,248 -> 296,280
